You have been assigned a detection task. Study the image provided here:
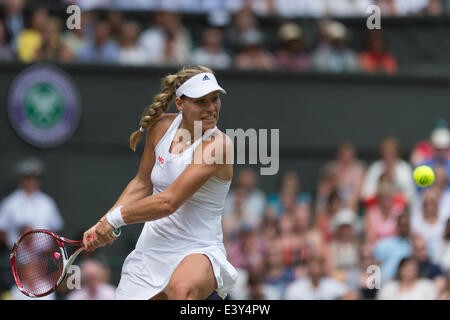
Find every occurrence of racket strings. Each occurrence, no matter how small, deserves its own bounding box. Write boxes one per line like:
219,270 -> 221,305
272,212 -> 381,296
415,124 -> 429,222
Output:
13,231 -> 64,296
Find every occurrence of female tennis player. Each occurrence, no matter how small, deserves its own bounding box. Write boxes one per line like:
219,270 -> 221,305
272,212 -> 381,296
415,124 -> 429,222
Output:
82,66 -> 238,300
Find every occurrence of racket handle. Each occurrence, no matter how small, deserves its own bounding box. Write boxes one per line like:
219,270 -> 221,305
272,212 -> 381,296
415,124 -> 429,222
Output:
112,228 -> 121,237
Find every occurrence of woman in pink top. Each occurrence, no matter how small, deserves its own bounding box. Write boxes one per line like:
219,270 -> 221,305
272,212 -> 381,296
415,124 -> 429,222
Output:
365,181 -> 404,245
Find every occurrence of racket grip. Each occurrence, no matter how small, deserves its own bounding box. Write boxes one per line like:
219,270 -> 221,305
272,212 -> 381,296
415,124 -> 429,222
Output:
112,228 -> 121,237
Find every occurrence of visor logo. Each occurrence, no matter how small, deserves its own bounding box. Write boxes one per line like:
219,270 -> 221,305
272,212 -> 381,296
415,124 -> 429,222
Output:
202,75 -> 210,81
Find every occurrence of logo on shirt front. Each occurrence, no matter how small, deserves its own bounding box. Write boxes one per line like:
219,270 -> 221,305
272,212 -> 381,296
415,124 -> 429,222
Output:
157,155 -> 165,165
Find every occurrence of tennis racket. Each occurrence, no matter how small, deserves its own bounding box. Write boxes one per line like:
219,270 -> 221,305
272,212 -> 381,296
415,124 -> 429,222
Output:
10,228 -> 121,298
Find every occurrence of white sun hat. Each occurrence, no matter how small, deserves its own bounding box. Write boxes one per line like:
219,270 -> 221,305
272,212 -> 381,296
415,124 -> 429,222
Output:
431,127 -> 450,149
176,72 -> 226,98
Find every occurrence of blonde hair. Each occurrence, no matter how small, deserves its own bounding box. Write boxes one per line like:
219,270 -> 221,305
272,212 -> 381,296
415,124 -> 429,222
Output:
129,65 -> 213,151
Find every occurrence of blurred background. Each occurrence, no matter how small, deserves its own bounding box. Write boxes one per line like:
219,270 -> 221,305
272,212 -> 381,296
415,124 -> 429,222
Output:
1,0 -> 450,300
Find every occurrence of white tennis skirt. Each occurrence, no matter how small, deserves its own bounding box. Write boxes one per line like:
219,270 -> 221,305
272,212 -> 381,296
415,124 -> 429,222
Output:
115,244 -> 238,300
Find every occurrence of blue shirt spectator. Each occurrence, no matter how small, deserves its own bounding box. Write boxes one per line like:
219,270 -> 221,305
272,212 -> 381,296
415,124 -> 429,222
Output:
78,21 -> 119,63
373,213 -> 412,284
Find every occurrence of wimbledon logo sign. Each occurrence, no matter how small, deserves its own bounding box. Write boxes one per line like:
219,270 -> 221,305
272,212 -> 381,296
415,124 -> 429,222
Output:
7,64 -> 81,148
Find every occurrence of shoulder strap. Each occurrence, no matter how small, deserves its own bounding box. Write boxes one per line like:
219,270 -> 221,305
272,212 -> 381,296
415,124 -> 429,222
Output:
155,113 -> 183,153
191,126 -> 218,150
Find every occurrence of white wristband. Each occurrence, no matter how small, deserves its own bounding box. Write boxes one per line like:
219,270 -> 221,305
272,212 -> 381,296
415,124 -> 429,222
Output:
106,206 -> 126,229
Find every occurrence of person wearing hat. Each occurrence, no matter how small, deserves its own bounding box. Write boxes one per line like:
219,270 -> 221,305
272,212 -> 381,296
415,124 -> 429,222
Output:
82,66 -> 238,300
234,29 -> 276,70
311,20 -> 359,73
0,157 -> 63,250
410,120 -> 450,168
274,22 -> 311,71
329,208 -> 360,288
420,126 -> 450,190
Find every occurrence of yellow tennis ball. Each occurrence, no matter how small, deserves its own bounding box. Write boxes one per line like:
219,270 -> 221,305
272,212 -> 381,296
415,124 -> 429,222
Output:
413,165 -> 435,187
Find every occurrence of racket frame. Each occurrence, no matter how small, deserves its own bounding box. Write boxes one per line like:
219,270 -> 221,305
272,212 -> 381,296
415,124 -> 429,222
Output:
10,229 -> 82,298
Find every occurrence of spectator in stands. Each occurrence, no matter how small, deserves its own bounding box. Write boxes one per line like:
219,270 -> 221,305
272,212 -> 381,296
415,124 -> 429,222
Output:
35,17 -> 74,63
66,259 -> 116,300
0,19 -> 13,61
223,186 -> 257,242
234,29 -> 276,70
62,10 -> 97,61
79,9 -> 98,40
278,203 -> 328,275
227,224 -> 265,272
261,237 -> 295,300
105,10 -> 125,42
79,21 -> 119,63
422,0 -> 446,15
285,257 -> 353,299
274,22 -> 311,71
411,165 -> 450,225
139,11 -> 191,66
0,157 -> 64,250
412,188 -> 447,255
362,136 -> 416,203
226,8 -> 259,54
62,26 -> 87,61
319,141 -> 366,211
329,208 -> 361,288
375,0 -> 430,16
117,21 -> 147,65
243,270 -> 273,300
267,171 -> 310,219
326,0 -> 375,17
359,30 -> 398,74
223,168 -> 267,239
273,0 -> 327,17
311,20 -> 359,73
411,235 -> 445,289
191,27 -> 232,69
431,164 -> 450,207
420,126 -> 450,189
2,0 -> 25,46
365,180 -> 404,245
357,243 -> 380,299
316,188 -> 344,243
433,218 -> 450,271
437,270 -> 450,299
373,212 -> 413,283
377,257 -> 438,299
410,120 -> 450,167
276,201 -> 299,267
16,7 -> 48,62
290,203 -> 327,275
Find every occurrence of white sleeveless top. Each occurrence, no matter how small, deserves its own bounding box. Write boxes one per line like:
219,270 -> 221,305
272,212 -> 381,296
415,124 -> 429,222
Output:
116,113 -> 238,300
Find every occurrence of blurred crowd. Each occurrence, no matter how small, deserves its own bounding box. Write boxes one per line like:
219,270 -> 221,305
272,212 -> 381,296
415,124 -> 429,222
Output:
66,0 -> 450,17
0,0 -> 414,73
1,119 -> 450,300
223,120 -> 450,300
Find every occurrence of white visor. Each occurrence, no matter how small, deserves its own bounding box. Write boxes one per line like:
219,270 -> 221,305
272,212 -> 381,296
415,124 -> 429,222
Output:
176,72 -> 226,98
